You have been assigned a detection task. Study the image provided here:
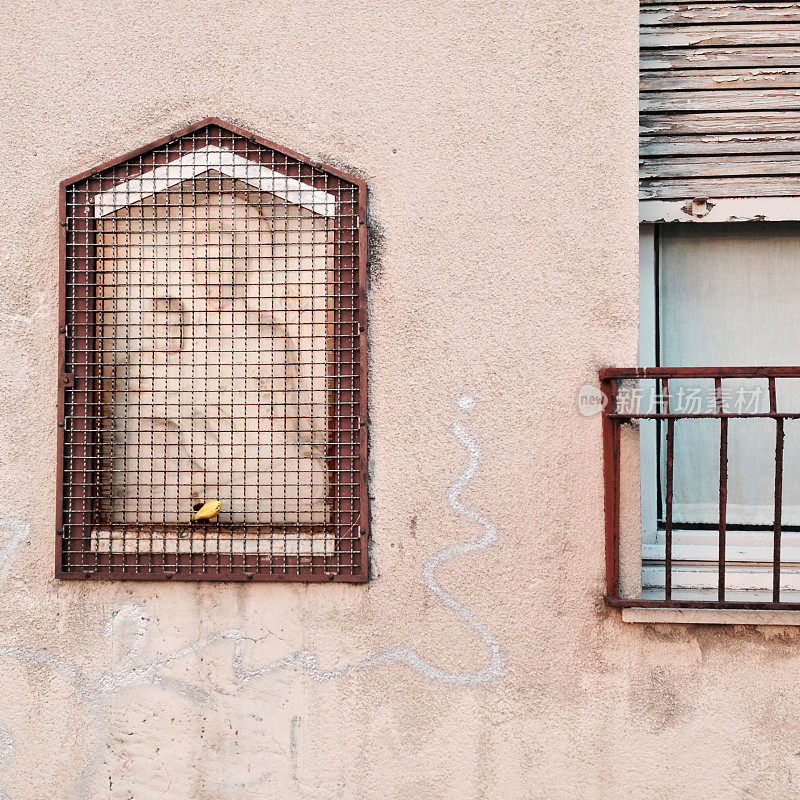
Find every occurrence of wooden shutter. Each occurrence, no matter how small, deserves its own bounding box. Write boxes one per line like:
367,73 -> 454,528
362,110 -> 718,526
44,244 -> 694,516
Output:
640,2 -> 800,220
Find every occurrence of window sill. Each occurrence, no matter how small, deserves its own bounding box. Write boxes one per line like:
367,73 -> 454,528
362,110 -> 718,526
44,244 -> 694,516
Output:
621,607 -> 800,626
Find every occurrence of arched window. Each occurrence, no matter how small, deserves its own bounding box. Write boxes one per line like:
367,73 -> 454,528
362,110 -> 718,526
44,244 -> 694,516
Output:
58,119 -> 368,581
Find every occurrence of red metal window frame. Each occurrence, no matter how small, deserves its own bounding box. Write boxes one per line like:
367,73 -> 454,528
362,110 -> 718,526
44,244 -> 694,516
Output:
602,365 -> 800,610
57,118 -> 369,582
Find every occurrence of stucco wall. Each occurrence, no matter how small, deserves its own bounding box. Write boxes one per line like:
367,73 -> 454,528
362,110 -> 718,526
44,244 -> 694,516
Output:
4,1 -> 791,799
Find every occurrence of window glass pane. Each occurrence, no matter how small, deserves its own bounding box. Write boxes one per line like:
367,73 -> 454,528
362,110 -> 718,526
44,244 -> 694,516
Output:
659,222 -> 800,526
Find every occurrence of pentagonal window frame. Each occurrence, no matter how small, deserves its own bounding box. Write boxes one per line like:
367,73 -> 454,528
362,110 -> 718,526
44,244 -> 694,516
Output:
57,118 -> 368,582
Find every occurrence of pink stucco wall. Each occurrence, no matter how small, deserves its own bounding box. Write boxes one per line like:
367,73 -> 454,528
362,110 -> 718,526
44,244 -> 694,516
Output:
5,2 -> 794,799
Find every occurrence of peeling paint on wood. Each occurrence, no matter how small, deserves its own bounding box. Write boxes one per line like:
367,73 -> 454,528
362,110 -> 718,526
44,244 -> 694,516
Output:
641,47 -> 800,70
641,133 -> 800,157
641,4 -> 800,27
641,177 -> 800,199
640,196 -> 800,224
641,68 -> 800,92
641,24 -> 800,49
642,154 -> 800,179
640,0 -> 800,202
641,88 -> 800,113
642,111 -> 800,135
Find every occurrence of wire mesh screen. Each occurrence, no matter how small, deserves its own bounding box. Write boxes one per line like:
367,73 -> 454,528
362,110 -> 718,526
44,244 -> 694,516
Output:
58,120 -> 368,581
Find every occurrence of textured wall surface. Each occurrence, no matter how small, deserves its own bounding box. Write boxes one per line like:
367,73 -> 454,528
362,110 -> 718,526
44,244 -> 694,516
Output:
6,1 -> 793,799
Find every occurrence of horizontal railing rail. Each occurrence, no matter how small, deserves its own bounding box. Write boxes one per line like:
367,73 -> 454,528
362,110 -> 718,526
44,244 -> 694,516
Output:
601,366 -> 800,611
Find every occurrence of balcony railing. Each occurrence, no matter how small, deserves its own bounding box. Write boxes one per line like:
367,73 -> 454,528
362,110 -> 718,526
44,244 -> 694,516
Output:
601,366 -> 800,610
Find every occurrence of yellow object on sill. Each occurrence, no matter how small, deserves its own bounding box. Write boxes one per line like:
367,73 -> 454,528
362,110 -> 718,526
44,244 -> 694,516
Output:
192,500 -> 222,523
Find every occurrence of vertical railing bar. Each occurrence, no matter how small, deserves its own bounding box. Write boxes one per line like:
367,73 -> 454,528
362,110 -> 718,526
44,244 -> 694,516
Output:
771,377 -> 784,602
774,421 -> 784,602
716,377 -> 727,603
663,377 -> 673,601
602,378 -> 620,600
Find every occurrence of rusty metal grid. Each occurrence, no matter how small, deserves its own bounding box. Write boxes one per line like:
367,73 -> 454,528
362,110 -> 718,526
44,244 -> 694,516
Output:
58,119 -> 368,581
601,366 -> 800,610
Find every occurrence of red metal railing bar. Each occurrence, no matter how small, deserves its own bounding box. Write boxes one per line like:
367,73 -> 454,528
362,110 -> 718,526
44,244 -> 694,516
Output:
601,366 -> 798,610
602,378 -> 620,599
605,597 -> 800,611
715,378 -> 727,603
606,412 -> 800,420
770,377 -> 784,602
663,378 -> 673,601
601,366 -> 800,379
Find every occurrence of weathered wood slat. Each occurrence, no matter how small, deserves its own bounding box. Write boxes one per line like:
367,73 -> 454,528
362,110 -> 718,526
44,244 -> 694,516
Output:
642,153 -> 800,177
639,3 -> 800,200
642,110 -> 800,133
642,23 -> 800,48
643,0 -> 800,3
642,87 -> 800,111
642,46 -> 800,70
642,3 -> 800,26
641,67 -> 800,90
642,132 -> 800,155
640,175 -> 800,198
642,132 -> 800,154
642,0 -> 800,3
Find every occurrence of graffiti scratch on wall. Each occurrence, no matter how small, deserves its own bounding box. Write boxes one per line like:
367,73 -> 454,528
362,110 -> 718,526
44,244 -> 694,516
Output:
0,394 -> 503,798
